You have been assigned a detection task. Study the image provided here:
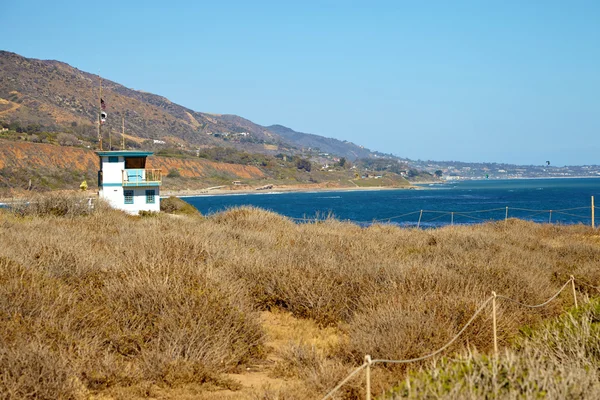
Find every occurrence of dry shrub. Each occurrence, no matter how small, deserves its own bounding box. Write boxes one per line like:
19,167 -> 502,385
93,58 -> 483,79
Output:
0,342 -> 86,400
160,196 -> 200,215
0,257 -> 86,399
0,215 -> 265,396
389,300 -> 600,399
345,295 -> 483,362
271,341 -> 359,398
1,200 -> 600,398
248,382 -> 316,400
211,206 -> 295,231
7,191 -> 113,218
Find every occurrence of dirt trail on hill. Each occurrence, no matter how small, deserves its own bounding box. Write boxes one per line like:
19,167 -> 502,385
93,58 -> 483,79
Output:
215,311 -> 340,399
95,311 -> 340,399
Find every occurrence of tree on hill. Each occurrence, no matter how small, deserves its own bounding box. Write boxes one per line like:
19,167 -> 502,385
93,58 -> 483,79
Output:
57,133 -> 79,146
296,158 -> 312,172
407,169 -> 420,178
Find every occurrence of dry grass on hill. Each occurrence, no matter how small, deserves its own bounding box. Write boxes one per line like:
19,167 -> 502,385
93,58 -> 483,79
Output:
0,193 -> 599,399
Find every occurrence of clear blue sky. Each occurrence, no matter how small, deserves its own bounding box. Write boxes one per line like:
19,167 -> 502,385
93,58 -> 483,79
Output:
2,1 -> 599,165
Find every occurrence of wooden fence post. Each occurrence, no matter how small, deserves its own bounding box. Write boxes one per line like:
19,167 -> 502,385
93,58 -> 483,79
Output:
571,276 -> 578,308
492,291 -> 498,356
592,196 -> 595,229
365,355 -> 372,400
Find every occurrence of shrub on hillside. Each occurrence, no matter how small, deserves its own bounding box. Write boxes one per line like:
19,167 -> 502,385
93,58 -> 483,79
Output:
57,133 -> 79,146
0,341 -> 86,400
10,192 -> 108,217
1,205 -> 600,398
388,300 -> 600,399
296,158 -> 312,172
160,196 -> 200,215
167,168 -> 181,178
0,235 -> 264,395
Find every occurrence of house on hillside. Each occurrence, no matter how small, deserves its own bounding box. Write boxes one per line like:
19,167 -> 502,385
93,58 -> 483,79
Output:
97,151 -> 162,214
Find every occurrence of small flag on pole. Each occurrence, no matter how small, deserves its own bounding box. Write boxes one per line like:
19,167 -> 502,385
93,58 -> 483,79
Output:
101,98 -> 106,110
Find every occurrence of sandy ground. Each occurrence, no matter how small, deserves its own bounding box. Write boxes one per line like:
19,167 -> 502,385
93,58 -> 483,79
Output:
88,310 -> 343,399
162,183 -> 420,198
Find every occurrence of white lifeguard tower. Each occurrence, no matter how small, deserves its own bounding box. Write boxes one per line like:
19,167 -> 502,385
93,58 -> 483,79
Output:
97,151 -> 162,214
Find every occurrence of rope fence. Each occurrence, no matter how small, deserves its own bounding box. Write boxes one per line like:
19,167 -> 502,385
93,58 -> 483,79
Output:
321,275 -> 592,400
290,196 -> 599,228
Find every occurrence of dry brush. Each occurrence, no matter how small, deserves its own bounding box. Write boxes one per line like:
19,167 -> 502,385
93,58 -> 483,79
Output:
0,197 -> 599,398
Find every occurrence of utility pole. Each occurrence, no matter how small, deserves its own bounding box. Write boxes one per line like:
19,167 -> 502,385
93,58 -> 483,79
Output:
122,115 -> 126,150
98,74 -> 103,150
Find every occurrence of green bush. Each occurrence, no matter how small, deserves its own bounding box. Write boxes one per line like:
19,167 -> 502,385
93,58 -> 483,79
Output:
167,168 -> 181,178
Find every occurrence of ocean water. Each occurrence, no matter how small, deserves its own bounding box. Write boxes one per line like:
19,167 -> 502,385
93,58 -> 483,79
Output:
184,178 -> 600,227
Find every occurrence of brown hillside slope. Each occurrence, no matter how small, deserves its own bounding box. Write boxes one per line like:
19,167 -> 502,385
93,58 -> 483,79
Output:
1,51 -> 393,161
0,51 -> 279,145
0,141 -> 264,190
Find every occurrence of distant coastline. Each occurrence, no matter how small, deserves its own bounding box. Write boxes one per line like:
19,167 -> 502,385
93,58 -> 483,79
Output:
163,184 -> 418,198
164,176 -> 600,199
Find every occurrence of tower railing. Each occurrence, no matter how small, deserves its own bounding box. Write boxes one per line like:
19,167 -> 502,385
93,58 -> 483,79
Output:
122,169 -> 162,186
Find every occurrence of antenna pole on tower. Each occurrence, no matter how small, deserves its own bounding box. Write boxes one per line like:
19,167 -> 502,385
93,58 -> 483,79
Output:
98,74 -> 103,150
122,115 -> 126,150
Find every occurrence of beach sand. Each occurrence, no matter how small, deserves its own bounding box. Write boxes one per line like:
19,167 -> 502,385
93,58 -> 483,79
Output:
162,182 -> 419,197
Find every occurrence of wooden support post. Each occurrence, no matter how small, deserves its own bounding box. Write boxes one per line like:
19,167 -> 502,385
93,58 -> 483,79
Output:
122,116 -> 126,150
592,196 -> 595,229
417,210 -> 423,229
492,291 -> 498,357
451,212 -> 454,226
98,74 -> 103,150
571,275 -> 578,308
549,210 -> 552,224
365,355 -> 372,400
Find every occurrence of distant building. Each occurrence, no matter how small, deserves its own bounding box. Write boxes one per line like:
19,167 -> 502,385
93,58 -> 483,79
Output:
97,151 -> 162,214
445,176 -> 461,181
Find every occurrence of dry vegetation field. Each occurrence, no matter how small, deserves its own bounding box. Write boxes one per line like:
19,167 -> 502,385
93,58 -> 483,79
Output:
0,193 -> 599,399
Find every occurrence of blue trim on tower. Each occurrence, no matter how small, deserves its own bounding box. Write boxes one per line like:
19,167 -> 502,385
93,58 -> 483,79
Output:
122,181 -> 161,187
96,151 -> 154,157
101,182 -> 161,188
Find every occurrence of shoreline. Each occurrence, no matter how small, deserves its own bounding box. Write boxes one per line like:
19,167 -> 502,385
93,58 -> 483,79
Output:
162,184 -> 418,198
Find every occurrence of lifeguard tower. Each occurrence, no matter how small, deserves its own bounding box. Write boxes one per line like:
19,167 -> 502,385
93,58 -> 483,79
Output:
97,151 -> 162,214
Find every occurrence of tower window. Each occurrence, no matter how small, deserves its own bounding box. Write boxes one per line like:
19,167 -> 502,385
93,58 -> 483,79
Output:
146,190 -> 155,204
124,190 -> 134,204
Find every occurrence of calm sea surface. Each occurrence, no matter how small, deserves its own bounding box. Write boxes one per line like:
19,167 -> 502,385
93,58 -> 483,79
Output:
184,178 -> 600,227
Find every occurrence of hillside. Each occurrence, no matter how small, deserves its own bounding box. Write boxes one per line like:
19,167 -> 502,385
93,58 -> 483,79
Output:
0,51 -> 285,147
0,140 -> 265,193
0,51 -> 387,161
0,138 -> 417,196
267,124 -> 373,160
